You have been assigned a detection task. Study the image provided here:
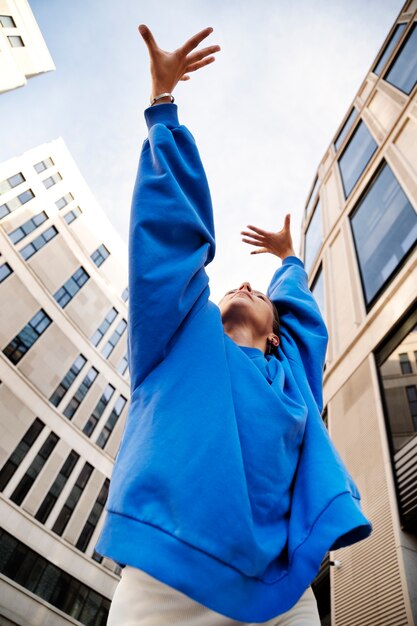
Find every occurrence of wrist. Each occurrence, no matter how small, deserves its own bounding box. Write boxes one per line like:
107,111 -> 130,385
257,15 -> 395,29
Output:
280,249 -> 296,260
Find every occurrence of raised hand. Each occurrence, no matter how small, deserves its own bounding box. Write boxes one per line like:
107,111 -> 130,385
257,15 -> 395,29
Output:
138,25 -> 220,103
241,214 -> 296,260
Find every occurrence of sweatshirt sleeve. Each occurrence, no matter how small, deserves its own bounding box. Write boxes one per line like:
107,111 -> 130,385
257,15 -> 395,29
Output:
266,256 -> 328,412
128,104 -> 216,391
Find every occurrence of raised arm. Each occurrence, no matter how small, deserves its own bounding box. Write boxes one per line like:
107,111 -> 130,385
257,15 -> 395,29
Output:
241,215 -> 328,411
128,27 -> 220,392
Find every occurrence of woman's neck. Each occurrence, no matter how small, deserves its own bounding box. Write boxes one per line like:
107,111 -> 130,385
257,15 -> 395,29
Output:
222,322 -> 267,354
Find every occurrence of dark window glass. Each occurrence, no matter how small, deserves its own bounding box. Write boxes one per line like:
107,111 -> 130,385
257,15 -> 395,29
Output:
121,287 -> 129,302
399,352 -> 412,374
91,308 -> 118,346
43,173 -> 62,189
49,354 -> 87,407
3,309 -> 52,365
10,433 -> 59,506
350,162 -> 417,306
0,15 -> 17,27
55,193 -> 74,210
18,189 -> 34,205
385,22 -> 417,95
83,384 -> 115,437
338,121 -> 378,198
20,226 -> 58,260
0,528 -> 110,624
64,206 -> 82,224
373,23 -> 407,76
304,202 -> 322,274
96,395 -> 127,449
76,479 -> 109,551
53,267 -> 89,308
34,158 -> 54,173
0,172 -> 25,195
8,35 -> 24,47
304,177 -> 319,217
406,385 -> 417,428
101,319 -> 127,358
0,418 -> 44,491
52,463 -> 93,536
91,244 -> 110,267
35,450 -> 80,523
117,353 -> 129,376
334,108 -> 358,151
0,262 -> 13,283
9,211 -> 48,244
311,266 -> 326,323
63,367 -> 98,419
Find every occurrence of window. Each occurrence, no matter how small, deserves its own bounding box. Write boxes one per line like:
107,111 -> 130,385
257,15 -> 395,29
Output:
8,35 -> 24,47
0,189 -> 34,220
34,158 -> 54,174
0,419 -> 44,492
0,529 -> 110,624
43,173 -> 62,189
8,211 -> 48,244
373,23 -> 407,76
0,172 -> 25,196
20,226 -> 58,260
62,367 -> 99,419
0,15 -> 17,28
121,287 -> 129,302
35,451 -> 80,524
55,193 -> 74,210
3,309 -> 52,365
64,206 -> 82,224
53,267 -> 89,308
83,384 -> 115,437
376,310 -> 417,452
334,108 -> 358,151
304,202 -> 322,274
76,479 -> 109,551
384,22 -> 417,95
91,308 -> 118,346
10,433 -> 59,506
49,354 -> 87,407
311,266 -> 326,322
117,353 -> 129,376
96,395 -> 127,449
91,244 -> 110,267
101,319 -> 127,358
0,262 -> 13,283
399,352 -> 412,374
52,462 -> 93,536
350,161 -> 417,306
338,121 -> 378,198
304,177 -> 319,217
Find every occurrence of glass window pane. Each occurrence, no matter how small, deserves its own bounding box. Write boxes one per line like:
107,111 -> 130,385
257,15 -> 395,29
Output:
373,23 -> 407,76
311,267 -> 325,322
385,23 -> 417,95
0,262 -> 12,283
8,173 -> 25,187
334,108 -> 358,151
8,35 -> 24,47
304,202 -> 322,274
0,15 -> 17,27
338,121 -> 378,198
350,162 -> 417,305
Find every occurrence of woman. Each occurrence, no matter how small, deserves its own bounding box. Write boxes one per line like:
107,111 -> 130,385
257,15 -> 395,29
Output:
96,25 -> 372,626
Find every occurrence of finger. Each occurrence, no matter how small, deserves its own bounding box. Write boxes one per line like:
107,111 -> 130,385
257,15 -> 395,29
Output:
246,224 -> 268,236
240,231 -> 264,242
241,237 -> 266,247
284,214 -> 291,230
186,45 -> 221,65
181,26 -> 214,56
185,56 -> 216,73
250,248 -> 268,255
138,24 -> 158,52
180,74 -> 190,81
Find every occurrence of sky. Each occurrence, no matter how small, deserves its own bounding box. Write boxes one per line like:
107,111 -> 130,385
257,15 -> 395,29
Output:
0,0 -> 405,302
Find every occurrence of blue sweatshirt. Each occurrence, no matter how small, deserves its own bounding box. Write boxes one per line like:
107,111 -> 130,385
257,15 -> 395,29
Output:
96,103 -> 372,621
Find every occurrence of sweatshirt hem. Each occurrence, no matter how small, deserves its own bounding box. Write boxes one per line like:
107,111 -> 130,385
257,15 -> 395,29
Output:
96,491 -> 371,622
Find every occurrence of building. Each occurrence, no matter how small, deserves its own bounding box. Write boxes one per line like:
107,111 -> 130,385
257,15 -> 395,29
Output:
0,140 -> 129,625
301,1 -> 417,624
0,0 -> 55,94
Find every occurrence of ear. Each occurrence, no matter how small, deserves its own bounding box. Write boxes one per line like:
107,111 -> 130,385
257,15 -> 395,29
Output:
268,334 -> 279,347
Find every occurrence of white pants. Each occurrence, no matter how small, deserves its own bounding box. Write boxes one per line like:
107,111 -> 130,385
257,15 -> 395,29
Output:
107,566 -> 321,626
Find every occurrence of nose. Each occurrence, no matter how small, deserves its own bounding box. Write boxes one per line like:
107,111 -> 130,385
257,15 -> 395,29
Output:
238,282 -> 252,292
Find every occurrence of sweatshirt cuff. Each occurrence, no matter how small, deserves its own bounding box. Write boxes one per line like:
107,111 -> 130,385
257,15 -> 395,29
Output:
144,103 -> 179,130
282,255 -> 304,268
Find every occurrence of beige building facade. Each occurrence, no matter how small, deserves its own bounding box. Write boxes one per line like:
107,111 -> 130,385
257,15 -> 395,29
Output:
0,140 -> 129,625
301,1 -> 417,624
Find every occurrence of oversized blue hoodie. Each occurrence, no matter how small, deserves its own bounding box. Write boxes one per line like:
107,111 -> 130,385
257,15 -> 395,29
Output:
96,103 -> 372,621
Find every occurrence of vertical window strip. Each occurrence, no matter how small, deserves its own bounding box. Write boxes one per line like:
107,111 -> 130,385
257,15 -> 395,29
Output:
52,462 -> 94,536
53,267 -> 89,308
10,433 -> 59,506
101,319 -> 127,358
75,478 -> 109,552
20,225 -> 58,260
49,355 -> 87,407
35,450 -> 80,524
399,352 -> 412,374
96,395 -> 127,449
0,418 -> 45,492
3,309 -> 52,365
62,367 -> 99,419
91,308 -> 118,347
82,384 -> 115,437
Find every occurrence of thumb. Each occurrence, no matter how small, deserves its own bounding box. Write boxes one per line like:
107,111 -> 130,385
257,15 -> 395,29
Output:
138,24 -> 157,52
284,213 -> 291,230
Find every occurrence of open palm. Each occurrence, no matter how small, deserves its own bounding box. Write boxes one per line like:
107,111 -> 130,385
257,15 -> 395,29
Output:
241,214 -> 295,259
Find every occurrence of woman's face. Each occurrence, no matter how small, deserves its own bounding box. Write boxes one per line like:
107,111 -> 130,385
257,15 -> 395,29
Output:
218,282 -> 275,335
